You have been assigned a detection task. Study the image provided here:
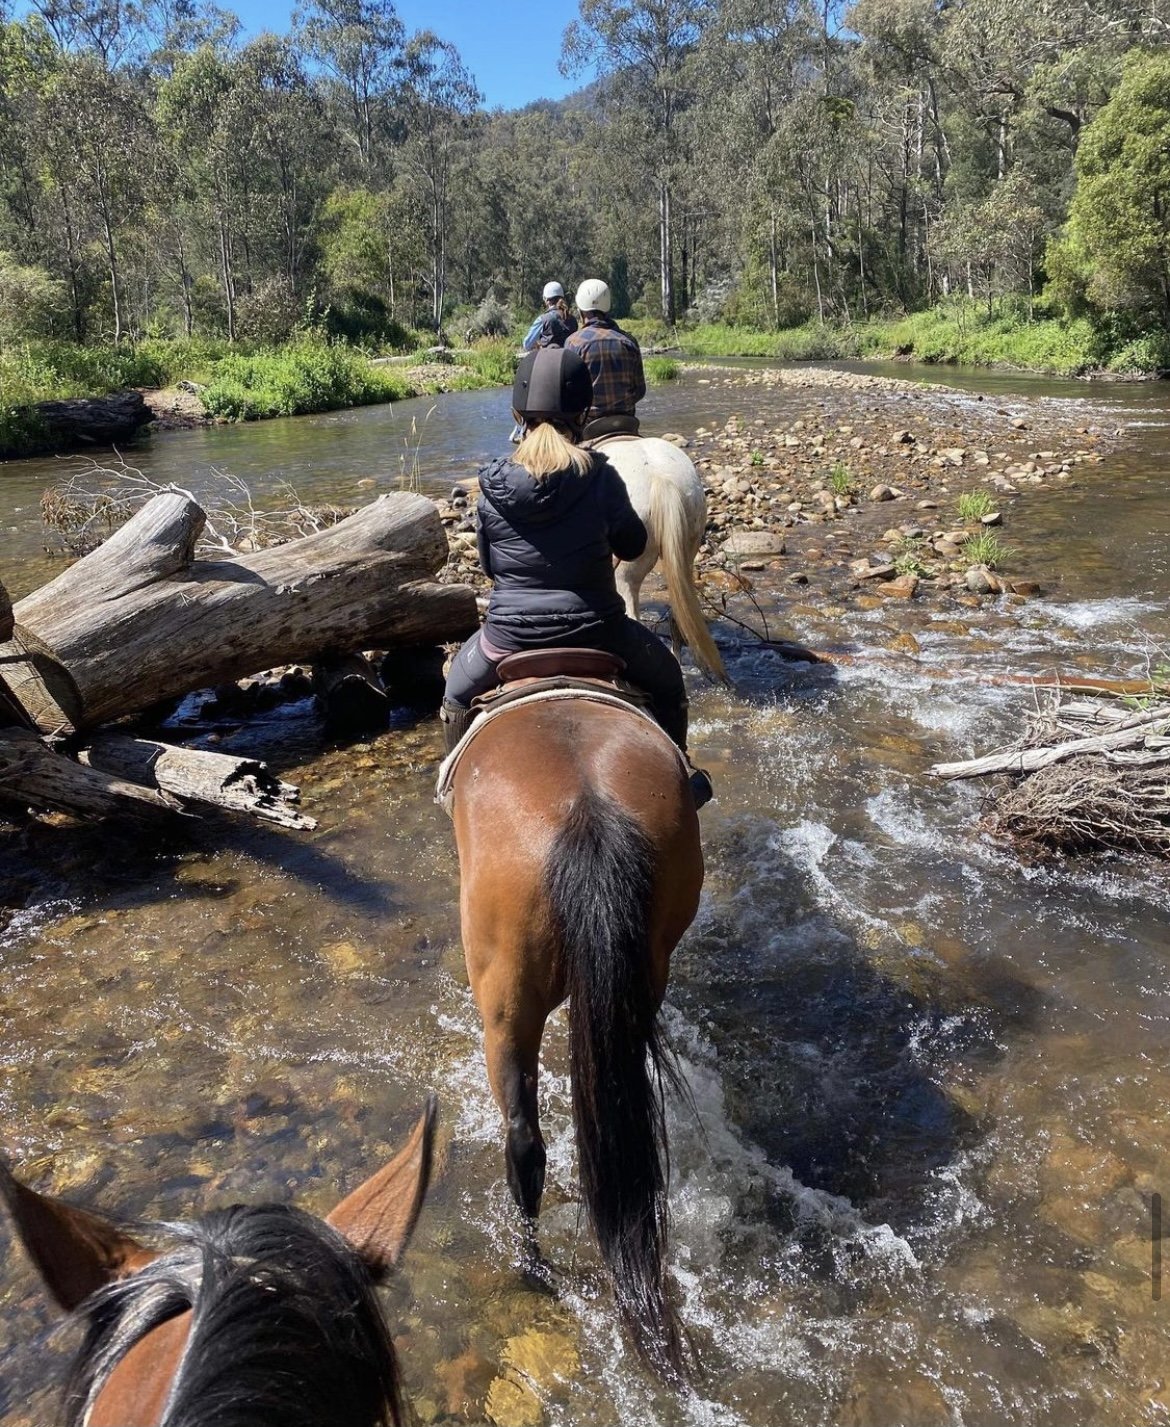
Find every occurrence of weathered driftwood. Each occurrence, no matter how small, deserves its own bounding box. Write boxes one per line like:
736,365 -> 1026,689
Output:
929,707 -> 1170,780
0,728 -> 180,820
79,734 -> 316,829
1,490 -> 478,733
312,652 -> 390,735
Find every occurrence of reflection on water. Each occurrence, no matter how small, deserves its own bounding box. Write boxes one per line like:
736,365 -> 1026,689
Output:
2,368 -> 1170,1425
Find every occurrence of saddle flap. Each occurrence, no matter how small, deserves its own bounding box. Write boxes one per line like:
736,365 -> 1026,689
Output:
496,647 -> 626,684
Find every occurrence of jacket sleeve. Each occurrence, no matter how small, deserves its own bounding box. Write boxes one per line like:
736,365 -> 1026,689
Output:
601,463 -> 648,562
475,499 -> 494,576
521,315 -> 543,351
631,341 -> 647,405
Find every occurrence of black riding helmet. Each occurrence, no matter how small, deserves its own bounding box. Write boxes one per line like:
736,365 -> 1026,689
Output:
512,347 -> 592,421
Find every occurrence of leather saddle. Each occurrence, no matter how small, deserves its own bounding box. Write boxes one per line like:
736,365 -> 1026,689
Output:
472,647 -> 649,715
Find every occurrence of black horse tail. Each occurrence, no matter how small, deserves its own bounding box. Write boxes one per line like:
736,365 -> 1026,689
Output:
545,788 -> 687,1381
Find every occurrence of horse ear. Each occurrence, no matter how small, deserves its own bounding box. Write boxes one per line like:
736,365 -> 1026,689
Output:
327,1097 -> 437,1277
0,1158 -> 156,1312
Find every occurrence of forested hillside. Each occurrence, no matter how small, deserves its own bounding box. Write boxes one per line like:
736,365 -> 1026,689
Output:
1,0 -> 1168,363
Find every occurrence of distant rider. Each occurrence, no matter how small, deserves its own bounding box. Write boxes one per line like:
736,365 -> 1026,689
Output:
564,278 -> 646,441
521,281 -> 578,351
440,346 -> 710,805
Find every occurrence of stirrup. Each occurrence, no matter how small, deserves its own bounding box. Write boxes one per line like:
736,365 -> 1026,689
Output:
689,767 -> 714,810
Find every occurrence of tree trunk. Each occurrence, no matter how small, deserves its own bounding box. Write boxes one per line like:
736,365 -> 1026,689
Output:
659,180 -> 674,324
1,491 -> 478,734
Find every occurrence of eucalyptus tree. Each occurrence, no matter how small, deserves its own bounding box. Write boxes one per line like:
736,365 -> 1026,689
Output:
39,53 -> 154,339
293,0 -> 404,170
563,0 -> 714,323
400,30 -> 480,331
30,0 -> 149,65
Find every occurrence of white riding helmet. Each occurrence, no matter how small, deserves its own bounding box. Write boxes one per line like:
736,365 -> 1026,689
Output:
542,280 -> 565,301
575,278 -> 612,313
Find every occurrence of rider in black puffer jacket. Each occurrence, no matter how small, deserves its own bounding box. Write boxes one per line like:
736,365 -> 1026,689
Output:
441,348 -> 708,804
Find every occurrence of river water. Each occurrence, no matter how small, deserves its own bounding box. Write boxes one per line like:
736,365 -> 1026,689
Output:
1,366 -> 1168,1426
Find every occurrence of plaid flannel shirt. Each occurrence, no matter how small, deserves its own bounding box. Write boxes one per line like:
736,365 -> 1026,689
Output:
565,316 -> 646,420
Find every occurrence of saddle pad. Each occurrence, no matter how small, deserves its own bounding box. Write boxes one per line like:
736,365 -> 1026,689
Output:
435,685 -> 685,817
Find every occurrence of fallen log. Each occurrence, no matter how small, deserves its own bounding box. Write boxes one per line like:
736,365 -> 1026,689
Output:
312,652 -> 390,735
0,391 -> 153,459
0,577 -> 11,642
0,728 -> 179,820
1,490 -> 478,733
79,734 -> 315,829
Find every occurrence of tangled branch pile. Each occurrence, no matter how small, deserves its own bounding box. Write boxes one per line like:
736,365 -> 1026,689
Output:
41,461 -> 353,558
930,691 -> 1170,859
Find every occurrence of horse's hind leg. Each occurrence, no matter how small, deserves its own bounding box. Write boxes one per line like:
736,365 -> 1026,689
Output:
482,1014 -> 545,1221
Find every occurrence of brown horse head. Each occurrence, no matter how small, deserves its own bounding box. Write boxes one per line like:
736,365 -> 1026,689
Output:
453,697 -> 703,1379
2,1099 -> 436,1427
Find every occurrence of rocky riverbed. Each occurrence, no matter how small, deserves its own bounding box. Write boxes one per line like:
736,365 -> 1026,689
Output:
437,364 -> 1113,655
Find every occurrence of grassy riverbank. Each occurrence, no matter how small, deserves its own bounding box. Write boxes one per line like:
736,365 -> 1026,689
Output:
627,301 -> 1170,378
0,336 -> 521,456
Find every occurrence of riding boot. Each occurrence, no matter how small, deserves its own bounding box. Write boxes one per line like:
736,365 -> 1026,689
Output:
440,699 -> 477,756
656,697 -> 714,810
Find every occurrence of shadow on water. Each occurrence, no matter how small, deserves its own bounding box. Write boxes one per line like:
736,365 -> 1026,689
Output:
0,775 -> 406,926
671,817 -> 1041,1242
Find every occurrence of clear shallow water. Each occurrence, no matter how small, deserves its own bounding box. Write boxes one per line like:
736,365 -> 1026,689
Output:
1,366 -> 1169,1425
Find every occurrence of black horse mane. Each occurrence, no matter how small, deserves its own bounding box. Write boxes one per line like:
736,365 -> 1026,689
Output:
62,1204 -> 403,1427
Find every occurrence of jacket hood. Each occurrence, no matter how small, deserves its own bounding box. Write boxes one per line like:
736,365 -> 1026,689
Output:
478,455 -> 597,526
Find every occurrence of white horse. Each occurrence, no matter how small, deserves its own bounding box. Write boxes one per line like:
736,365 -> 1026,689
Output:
598,436 -> 728,683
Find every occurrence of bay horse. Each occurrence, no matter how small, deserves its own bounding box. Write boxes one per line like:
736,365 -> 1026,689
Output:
600,436 -> 728,684
1,1101 -> 435,1427
450,688 -> 703,1378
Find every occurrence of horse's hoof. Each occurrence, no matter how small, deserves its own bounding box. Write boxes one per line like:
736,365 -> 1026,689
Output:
518,1248 -> 559,1296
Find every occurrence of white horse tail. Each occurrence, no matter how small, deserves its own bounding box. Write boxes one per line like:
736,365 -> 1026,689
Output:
647,473 -> 728,684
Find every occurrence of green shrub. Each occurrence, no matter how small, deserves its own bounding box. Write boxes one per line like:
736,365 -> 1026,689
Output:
201,340 -> 407,420
453,340 -> 519,387
645,355 -> 680,383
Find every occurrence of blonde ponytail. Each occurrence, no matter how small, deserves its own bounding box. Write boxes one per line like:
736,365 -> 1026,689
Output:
513,419 -> 593,479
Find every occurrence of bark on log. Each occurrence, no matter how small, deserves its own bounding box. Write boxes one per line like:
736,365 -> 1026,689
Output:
312,652 -> 390,735
0,728 -> 179,819
79,734 -> 316,829
1,491 -> 478,733
0,577 -> 11,643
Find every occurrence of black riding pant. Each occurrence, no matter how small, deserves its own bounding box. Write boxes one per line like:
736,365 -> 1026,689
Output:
444,617 -> 688,750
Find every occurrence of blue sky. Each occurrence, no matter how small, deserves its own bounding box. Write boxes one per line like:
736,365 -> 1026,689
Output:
226,0 -> 590,109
